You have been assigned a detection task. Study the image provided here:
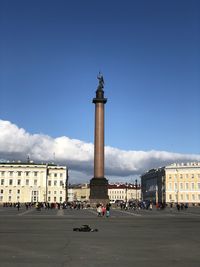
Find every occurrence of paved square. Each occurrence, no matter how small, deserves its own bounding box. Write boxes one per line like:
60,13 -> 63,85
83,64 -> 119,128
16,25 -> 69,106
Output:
0,206 -> 200,267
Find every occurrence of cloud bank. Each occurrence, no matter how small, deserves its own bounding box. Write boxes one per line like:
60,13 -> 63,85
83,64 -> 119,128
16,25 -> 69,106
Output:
0,119 -> 200,182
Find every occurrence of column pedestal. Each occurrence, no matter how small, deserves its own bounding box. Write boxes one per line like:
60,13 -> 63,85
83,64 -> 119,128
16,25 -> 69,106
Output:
89,177 -> 109,206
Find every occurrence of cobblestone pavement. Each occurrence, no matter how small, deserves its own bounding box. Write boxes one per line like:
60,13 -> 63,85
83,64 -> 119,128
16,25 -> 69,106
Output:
0,206 -> 200,267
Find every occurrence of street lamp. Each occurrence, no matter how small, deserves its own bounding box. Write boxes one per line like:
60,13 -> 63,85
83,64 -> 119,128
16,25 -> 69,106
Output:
135,179 -> 138,202
176,169 -> 179,204
45,163 -> 49,203
125,182 -> 128,203
65,168 -> 69,202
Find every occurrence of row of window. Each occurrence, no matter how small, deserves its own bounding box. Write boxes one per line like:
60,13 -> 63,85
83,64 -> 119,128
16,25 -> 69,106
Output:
0,190 -> 64,195
167,182 -> 200,191
109,190 -> 138,194
168,174 -> 200,179
48,181 -> 64,186
1,179 -> 64,186
0,171 -> 63,178
0,196 -> 63,202
168,194 -> 200,201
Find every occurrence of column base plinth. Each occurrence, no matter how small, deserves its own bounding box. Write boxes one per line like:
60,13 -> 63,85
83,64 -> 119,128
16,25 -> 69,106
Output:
89,177 -> 109,206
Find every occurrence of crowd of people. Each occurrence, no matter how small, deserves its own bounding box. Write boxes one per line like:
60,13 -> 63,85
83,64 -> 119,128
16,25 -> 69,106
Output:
96,203 -> 111,217
1,201 -> 190,213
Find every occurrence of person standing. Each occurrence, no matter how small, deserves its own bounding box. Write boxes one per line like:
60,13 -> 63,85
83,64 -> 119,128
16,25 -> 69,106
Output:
97,205 -> 102,216
17,202 -> 20,211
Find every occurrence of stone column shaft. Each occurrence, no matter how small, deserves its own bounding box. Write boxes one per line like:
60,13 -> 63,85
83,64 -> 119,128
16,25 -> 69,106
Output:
94,103 -> 105,178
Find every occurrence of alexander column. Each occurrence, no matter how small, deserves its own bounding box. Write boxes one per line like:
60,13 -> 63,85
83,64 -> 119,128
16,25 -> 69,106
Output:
89,73 -> 109,204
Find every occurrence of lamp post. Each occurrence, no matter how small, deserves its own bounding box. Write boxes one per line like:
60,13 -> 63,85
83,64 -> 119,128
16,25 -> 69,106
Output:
65,168 -> 69,202
45,163 -> 48,203
125,182 -> 128,203
176,169 -> 179,204
135,179 -> 138,202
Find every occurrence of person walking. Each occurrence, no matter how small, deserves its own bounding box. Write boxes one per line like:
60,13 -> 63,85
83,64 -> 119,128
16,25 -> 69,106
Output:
106,203 -> 110,217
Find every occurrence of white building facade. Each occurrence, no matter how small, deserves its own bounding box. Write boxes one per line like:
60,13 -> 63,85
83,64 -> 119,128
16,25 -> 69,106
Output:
108,184 -> 141,202
0,162 -> 67,203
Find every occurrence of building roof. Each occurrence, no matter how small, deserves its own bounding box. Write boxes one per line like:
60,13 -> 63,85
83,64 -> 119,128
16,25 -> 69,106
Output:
0,161 -> 56,166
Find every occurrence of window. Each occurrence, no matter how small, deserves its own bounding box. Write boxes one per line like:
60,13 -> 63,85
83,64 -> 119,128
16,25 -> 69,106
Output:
1,171 -> 5,176
60,173 -> 63,178
186,194 -> 189,201
60,191 -> 62,194
180,174 -> 183,179
54,181 -> 57,186
1,179 -> 4,185
17,189 -> 20,194
0,189 -> 3,194
54,197 -> 56,202
17,179 -> 21,185
192,194 -> 195,201
26,179 -> 29,185
48,191 -> 51,194
9,190 -> 12,194
191,183 -> 195,190
48,197 -> 51,202
54,173 -> 57,178
60,181 -> 63,186
9,171 -> 13,177
34,180 -> 37,186
174,183 -> 177,190
9,179 -> 13,185
26,172 -> 29,176
186,183 -> 189,190
9,196 -> 11,201
186,174 -> 189,179
198,183 -> 200,190
32,191 -> 38,202
18,171 -> 22,176
0,196 -> 3,201
54,191 -> 57,194
169,175 -> 172,179
34,172 -> 38,177
180,183 -> 183,190
48,181 -> 51,186
191,174 -> 194,179
60,197 -> 62,202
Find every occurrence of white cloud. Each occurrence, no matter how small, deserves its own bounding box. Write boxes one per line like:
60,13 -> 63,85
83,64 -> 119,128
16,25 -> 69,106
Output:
0,119 -> 200,182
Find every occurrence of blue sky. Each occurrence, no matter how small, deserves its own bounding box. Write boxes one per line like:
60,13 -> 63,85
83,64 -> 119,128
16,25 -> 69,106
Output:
0,0 -> 200,182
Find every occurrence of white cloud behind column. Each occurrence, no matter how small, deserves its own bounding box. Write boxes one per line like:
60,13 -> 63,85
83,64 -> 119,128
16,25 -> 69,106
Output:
0,119 -> 200,182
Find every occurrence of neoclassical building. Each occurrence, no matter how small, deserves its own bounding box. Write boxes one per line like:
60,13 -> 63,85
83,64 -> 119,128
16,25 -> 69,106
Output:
67,183 -> 141,203
0,161 -> 67,203
141,162 -> 200,205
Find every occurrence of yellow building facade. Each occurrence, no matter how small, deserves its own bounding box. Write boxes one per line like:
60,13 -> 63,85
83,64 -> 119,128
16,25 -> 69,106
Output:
0,162 -> 67,203
165,162 -> 200,204
141,162 -> 200,205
